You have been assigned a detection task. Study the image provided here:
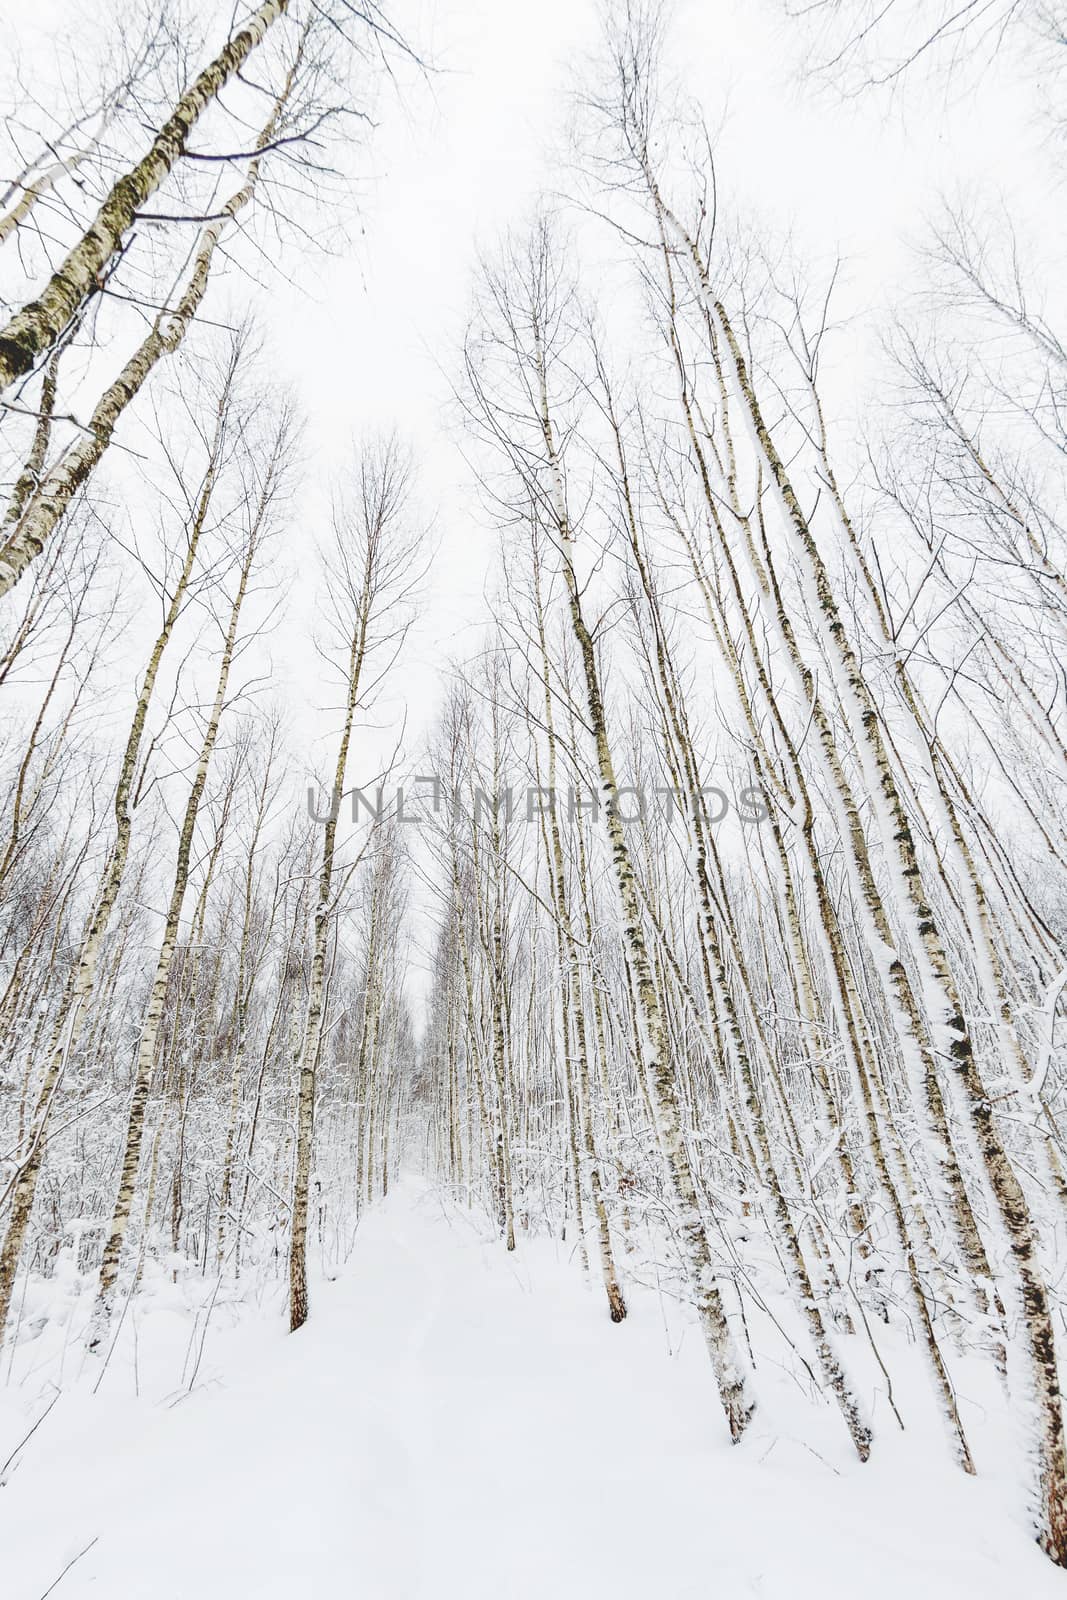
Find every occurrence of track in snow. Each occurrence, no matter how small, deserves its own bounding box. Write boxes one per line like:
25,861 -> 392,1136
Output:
0,1180 -> 1059,1599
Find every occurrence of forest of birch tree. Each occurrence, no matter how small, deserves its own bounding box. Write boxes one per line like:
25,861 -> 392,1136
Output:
1,0 -> 1066,1582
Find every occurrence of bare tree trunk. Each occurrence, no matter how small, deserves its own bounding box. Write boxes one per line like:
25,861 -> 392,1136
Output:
87,484 -> 266,1350
0,357 -> 239,1341
527,281 -> 753,1441
290,438 -> 418,1331
0,0 -> 290,392
0,42 -> 301,600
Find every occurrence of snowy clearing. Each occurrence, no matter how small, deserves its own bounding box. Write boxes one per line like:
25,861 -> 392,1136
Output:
0,1181 -> 1059,1600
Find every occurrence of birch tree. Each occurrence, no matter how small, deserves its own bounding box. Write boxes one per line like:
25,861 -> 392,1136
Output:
87,395 -> 290,1350
289,436 -> 420,1333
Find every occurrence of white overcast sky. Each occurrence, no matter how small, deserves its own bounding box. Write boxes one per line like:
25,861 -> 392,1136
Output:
259,0 -> 1047,780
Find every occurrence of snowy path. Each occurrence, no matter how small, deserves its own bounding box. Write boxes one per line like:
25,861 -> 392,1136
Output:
1,1181 -> 1061,1598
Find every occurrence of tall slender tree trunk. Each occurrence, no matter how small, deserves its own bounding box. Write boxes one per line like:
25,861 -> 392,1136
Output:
0,0 -> 290,393
88,511 -> 262,1349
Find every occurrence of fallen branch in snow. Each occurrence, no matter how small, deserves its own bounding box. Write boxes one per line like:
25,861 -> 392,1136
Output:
0,1387 -> 59,1486
37,1536 -> 98,1598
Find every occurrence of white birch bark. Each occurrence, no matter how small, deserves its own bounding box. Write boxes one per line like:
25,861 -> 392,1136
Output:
0,45 -> 300,600
0,0 -> 290,392
88,498 -> 264,1349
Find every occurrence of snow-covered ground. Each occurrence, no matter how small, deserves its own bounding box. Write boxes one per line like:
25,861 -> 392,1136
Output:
0,1180 -> 1060,1598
